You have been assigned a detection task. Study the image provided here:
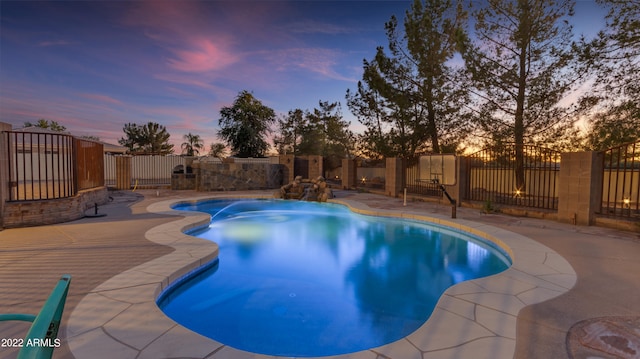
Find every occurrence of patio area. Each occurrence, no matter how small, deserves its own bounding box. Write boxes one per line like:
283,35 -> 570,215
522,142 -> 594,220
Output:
1,189 -> 639,359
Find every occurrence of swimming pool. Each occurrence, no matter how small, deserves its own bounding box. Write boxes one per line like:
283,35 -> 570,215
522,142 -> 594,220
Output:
158,199 -> 511,357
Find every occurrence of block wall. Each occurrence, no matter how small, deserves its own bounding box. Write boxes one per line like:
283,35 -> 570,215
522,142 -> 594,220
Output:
341,159 -> 356,189
307,155 -> 323,179
279,155 -> 294,184
385,157 -> 404,198
557,152 -> 603,225
171,174 -> 196,190
2,187 -> 108,228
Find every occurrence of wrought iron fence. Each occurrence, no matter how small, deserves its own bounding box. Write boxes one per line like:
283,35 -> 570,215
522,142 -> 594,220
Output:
600,141 -> 639,220
404,157 -> 443,197
4,131 -> 104,201
467,144 -> 561,210
5,131 -> 76,200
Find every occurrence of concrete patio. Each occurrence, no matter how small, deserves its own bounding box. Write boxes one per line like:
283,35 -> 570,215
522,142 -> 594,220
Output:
1,189 -> 638,359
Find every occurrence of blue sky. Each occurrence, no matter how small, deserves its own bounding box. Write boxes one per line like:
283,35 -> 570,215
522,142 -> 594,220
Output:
0,1 -> 605,152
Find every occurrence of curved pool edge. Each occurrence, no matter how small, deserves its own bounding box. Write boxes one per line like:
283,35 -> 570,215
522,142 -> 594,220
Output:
65,194 -> 577,359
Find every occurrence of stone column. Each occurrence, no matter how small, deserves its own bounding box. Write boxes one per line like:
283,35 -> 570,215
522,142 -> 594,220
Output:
0,122 -> 13,228
451,156 -> 469,206
558,151 -> 604,225
307,155 -> 323,179
115,156 -> 132,190
341,159 -> 356,189
279,155 -> 294,184
385,157 -> 404,198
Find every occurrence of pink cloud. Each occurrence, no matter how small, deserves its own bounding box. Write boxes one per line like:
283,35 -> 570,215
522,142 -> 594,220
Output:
122,1 -> 239,74
166,37 -> 238,73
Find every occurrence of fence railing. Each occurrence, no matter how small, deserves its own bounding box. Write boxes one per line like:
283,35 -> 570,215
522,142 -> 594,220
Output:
104,154 -> 186,187
600,141 -> 639,220
405,157 -> 443,197
5,131 -> 76,201
104,156 -> 281,188
466,144 -> 561,210
3,131 -> 104,201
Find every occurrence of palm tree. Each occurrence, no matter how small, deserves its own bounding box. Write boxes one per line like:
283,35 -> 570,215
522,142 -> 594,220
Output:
181,133 -> 204,156
208,142 -> 228,158
23,119 -> 67,132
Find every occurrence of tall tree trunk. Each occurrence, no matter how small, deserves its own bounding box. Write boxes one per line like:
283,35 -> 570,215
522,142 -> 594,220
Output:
427,110 -> 440,154
426,79 -> 441,153
515,30 -> 528,192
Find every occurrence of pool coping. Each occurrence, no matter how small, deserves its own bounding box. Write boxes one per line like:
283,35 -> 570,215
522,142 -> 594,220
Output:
65,194 -> 577,359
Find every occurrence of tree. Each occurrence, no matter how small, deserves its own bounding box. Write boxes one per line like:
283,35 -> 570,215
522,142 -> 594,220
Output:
119,123 -> 143,153
580,0 -> 640,149
273,109 -> 305,155
346,0 -> 469,159
218,90 -> 276,158
584,102 -> 640,150
274,102 -> 354,169
142,122 -> 174,155
181,133 -> 204,156
208,142 -> 228,158
460,0 -> 583,190
118,122 -> 174,155
303,101 -> 354,170
346,85 -> 393,160
23,119 -> 67,132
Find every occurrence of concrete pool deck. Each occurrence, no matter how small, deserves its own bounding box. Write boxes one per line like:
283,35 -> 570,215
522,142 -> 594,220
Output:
1,189 -> 639,359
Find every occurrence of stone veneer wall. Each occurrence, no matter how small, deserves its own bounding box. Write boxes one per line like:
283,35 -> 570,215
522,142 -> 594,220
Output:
2,187 -> 108,228
171,173 -> 196,190
193,162 -> 284,191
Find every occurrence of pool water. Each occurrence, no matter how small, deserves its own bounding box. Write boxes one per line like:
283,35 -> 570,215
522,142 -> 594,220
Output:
158,199 -> 510,357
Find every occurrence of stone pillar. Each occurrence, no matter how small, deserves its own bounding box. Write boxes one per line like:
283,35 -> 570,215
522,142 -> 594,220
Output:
385,157 -> 404,198
115,156 -> 132,190
0,122 -> 13,228
341,159 -> 356,189
279,155 -> 294,184
307,155 -> 323,179
558,151 -> 604,226
450,156 -> 469,206
183,156 -> 196,170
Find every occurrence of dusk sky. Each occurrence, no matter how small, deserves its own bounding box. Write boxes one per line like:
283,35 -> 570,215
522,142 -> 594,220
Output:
1,1 -> 606,153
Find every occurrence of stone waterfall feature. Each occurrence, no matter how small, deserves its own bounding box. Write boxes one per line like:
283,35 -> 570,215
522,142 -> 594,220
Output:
274,176 -> 334,202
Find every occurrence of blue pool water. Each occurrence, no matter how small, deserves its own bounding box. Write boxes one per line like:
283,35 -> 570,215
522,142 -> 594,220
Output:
158,199 -> 510,357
